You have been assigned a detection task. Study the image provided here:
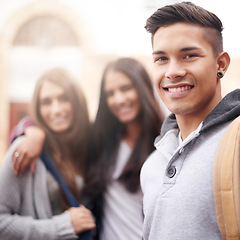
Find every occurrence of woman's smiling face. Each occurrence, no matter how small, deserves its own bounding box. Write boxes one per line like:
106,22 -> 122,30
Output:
104,70 -> 141,125
39,81 -> 74,133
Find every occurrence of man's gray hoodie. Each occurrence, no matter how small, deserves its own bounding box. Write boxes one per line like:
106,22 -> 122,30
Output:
141,89 -> 240,240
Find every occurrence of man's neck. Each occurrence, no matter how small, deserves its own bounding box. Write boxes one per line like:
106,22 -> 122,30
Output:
176,113 -> 206,141
176,95 -> 223,140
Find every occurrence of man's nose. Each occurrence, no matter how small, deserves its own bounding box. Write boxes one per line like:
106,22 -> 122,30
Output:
165,60 -> 186,80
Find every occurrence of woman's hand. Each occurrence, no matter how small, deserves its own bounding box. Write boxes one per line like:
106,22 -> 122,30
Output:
68,205 -> 96,234
12,126 -> 46,175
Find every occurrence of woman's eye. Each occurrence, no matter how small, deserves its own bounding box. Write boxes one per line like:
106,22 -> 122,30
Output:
40,98 -> 51,106
105,91 -> 114,98
59,95 -> 69,102
121,85 -> 133,92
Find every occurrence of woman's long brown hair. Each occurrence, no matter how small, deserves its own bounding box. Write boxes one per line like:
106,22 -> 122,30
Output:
85,58 -> 165,236
89,58 -> 164,193
30,67 -> 90,208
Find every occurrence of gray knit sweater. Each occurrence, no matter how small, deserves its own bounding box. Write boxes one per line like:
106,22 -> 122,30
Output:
0,137 -> 78,240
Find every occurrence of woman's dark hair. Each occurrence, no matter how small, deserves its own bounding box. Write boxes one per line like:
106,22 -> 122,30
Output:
85,58 -> 164,237
31,67 -> 90,207
86,57 -> 164,195
145,1 -> 223,56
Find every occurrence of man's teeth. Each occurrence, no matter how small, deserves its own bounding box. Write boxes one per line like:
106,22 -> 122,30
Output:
168,86 -> 191,93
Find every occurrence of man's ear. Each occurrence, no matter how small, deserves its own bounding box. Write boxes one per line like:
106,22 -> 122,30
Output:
217,52 -> 231,75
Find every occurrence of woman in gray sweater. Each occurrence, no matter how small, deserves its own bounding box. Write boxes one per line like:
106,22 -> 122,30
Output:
0,68 -> 95,240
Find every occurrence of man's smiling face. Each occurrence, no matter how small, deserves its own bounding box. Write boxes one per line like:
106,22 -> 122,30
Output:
152,22 -> 221,119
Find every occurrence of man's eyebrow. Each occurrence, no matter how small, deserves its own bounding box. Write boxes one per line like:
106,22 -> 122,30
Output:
180,47 -> 200,52
152,47 -> 201,55
152,47 -> 200,55
152,50 -> 165,55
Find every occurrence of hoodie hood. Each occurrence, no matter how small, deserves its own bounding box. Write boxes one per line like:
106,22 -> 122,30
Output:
202,89 -> 240,132
159,89 -> 240,139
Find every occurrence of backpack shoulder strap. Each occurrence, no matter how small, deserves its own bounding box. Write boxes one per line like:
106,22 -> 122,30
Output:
40,150 -> 79,207
40,150 -> 94,240
213,116 -> 240,240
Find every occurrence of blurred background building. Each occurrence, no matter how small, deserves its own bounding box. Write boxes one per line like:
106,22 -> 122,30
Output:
0,0 -> 239,161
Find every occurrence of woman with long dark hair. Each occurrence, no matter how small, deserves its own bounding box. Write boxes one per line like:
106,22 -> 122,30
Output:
86,57 -> 165,239
0,68 -> 95,239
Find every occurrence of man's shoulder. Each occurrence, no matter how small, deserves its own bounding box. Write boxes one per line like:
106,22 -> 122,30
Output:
142,149 -> 162,172
147,148 -> 160,161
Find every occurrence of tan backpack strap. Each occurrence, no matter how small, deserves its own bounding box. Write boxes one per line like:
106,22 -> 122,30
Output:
213,116 -> 240,240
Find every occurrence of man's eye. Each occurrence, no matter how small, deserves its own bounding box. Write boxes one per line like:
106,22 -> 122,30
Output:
156,56 -> 168,62
184,54 -> 198,59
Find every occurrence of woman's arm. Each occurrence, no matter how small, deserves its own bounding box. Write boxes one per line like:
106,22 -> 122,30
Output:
12,125 -> 46,175
0,137 -> 95,240
0,137 -> 77,239
9,116 -> 35,143
10,116 -> 46,175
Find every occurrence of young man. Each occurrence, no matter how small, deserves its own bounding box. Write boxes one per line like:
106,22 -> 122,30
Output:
140,2 -> 240,239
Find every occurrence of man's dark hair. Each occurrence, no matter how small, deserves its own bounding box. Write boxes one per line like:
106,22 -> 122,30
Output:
145,1 -> 223,56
